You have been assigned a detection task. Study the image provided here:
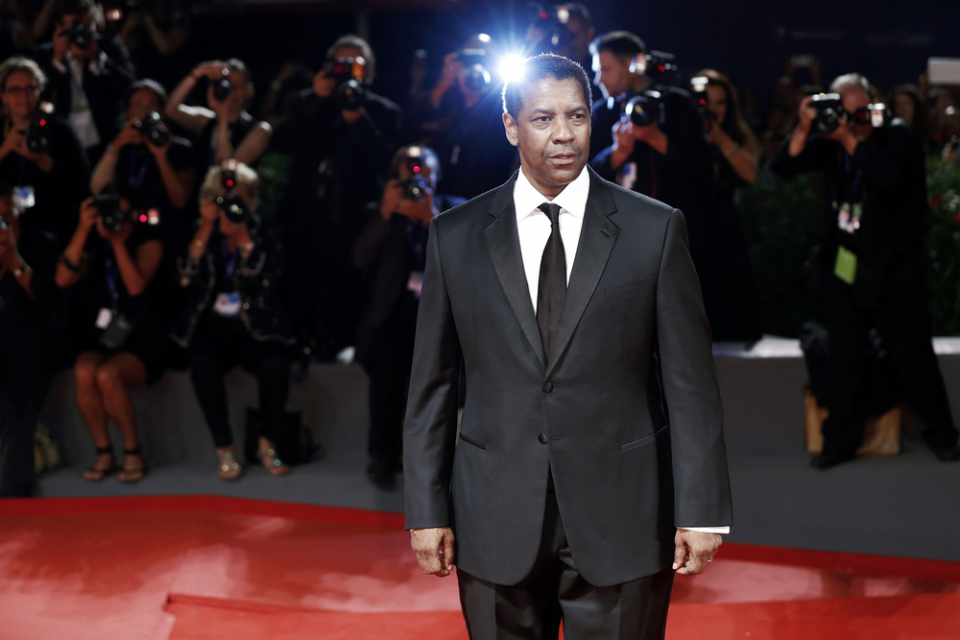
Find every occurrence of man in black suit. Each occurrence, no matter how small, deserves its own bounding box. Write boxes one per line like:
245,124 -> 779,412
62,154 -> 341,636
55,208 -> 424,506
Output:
403,54 -> 732,639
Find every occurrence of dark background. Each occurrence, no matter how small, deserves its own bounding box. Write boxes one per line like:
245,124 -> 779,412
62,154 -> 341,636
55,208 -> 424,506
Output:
188,0 -> 960,108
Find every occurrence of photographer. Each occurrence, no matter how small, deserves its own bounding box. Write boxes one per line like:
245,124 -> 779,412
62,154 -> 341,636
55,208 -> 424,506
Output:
172,162 -> 296,480
351,145 -> 463,490
33,0 -> 136,164
90,79 -> 194,225
588,32 -> 714,319
0,55 -> 89,246
165,58 -> 272,177
0,184 -> 63,497
694,69 -> 763,342
418,39 -> 518,200
272,34 -> 400,358
776,73 -> 960,468
55,191 -> 168,484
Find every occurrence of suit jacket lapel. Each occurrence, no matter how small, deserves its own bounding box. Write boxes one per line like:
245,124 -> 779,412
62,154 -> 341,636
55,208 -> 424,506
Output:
546,168 -> 620,378
484,174 -> 546,367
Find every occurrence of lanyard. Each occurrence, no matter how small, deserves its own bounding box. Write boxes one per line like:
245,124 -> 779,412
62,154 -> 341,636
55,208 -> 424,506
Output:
404,219 -> 427,269
103,241 -> 120,310
17,156 -> 27,185
843,152 -> 863,204
221,238 -> 239,289
127,149 -> 150,191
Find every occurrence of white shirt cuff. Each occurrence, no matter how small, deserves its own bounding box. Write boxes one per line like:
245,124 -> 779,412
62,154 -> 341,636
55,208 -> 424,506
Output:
679,526 -> 730,534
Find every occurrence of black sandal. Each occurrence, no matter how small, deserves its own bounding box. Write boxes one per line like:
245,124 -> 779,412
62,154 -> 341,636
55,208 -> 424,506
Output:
119,446 -> 146,484
84,445 -> 117,482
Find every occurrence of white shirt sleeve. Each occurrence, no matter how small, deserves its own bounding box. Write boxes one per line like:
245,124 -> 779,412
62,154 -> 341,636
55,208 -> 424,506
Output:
679,526 -> 730,534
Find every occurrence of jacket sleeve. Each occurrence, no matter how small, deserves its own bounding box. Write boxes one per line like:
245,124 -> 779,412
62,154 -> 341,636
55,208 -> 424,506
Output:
403,215 -> 462,530
850,124 -> 916,186
772,134 -> 837,178
655,208 -> 733,528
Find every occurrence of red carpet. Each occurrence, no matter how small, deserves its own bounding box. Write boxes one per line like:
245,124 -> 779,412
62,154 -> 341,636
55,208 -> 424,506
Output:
1,496 -> 958,639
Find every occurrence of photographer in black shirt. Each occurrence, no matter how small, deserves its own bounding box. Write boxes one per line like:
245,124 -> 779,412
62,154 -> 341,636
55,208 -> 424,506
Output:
272,34 -> 400,358
588,31 -> 713,305
173,162 -> 296,480
776,73 -> 960,468
0,185 -> 62,497
34,0 -> 136,164
0,55 -> 89,247
352,145 -> 463,489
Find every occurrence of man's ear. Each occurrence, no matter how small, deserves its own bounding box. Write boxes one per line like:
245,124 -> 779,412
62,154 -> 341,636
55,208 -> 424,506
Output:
502,112 -> 519,147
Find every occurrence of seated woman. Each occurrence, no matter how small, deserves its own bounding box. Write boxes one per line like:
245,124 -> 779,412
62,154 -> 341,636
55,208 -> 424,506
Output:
55,193 -> 168,483
171,162 -> 296,479
165,58 -> 272,184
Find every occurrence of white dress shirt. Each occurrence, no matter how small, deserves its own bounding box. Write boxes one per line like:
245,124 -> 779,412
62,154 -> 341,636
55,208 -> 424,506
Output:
511,167 -> 729,536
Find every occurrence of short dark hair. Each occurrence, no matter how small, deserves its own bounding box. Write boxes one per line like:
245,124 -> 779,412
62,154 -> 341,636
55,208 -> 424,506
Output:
589,31 -> 646,64
52,0 -> 95,26
502,54 -> 592,117
127,79 -> 168,109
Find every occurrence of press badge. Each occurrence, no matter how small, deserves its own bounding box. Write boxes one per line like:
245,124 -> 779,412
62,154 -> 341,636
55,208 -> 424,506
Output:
12,186 -> 35,212
834,246 -> 857,285
407,271 -> 423,298
214,292 -> 242,317
95,307 -> 114,329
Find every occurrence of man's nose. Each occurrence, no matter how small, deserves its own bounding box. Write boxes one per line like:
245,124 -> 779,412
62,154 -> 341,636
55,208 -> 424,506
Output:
553,118 -> 575,143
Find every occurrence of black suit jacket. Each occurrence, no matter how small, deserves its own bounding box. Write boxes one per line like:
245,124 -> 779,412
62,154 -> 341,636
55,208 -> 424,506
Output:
403,167 -> 732,587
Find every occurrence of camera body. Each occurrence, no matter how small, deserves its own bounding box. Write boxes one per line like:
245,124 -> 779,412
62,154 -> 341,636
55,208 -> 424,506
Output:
810,93 -> 844,135
25,116 -> 50,154
133,111 -> 170,148
625,90 -> 664,128
690,76 -> 717,132
528,4 -> 574,55
93,194 -> 126,234
216,162 -> 250,223
212,68 -> 233,103
67,23 -> 96,50
326,57 -> 367,111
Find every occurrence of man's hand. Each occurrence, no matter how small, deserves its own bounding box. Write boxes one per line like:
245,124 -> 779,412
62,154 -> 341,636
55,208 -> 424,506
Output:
313,67 -> 335,99
797,96 -> 816,135
379,179 -> 404,220
673,529 -> 722,576
114,120 -> 146,150
411,527 -> 455,577
52,26 -> 70,63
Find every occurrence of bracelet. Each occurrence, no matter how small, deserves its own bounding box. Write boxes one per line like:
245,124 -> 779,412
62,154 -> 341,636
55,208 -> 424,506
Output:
12,260 -> 29,278
725,143 -> 741,159
193,238 -> 207,249
239,240 -> 255,253
59,253 -> 85,273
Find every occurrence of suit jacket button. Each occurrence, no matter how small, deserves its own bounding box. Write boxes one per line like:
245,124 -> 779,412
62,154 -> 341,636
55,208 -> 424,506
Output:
538,433 -> 548,444
542,381 -> 554,393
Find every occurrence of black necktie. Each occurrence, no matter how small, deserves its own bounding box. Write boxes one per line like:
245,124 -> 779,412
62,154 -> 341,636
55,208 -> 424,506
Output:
537,202 -> 566,361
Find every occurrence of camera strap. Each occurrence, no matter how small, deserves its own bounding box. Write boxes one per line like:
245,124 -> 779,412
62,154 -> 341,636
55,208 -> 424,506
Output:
127,150 -> 150,191
221,238 -> 240,291
103,241 -> 120,311
842,152 -> 863,205
404,219 -> 427,269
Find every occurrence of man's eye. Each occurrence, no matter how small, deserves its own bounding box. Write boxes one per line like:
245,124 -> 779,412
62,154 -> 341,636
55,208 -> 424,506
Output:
537,116 -> 551,122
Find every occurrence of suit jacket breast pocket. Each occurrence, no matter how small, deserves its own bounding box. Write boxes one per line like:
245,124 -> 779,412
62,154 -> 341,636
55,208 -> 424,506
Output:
604,278 -> 654,301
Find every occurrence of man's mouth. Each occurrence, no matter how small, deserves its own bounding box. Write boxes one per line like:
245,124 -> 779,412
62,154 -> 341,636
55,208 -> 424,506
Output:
549,153 -> 578,166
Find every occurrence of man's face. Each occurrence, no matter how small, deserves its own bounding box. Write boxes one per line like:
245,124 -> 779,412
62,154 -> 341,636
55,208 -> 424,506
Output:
592,50 -> 631,101
127,88 -> 161,122
1,70 -> 40,119
503,77 -> 590,198
58,13 -> 97,60
565,16 -> 594,60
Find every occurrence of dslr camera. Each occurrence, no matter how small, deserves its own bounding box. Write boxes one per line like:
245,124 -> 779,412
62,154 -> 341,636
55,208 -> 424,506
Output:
325,57 -> 367,111
810,93 -> 844,135
690,76 -> 717,131
456,49 -> 492,93
133,111 -> 170,148
216,161 -> 250,223
93,194 -> 127,234
66,22 -> 96,50
24,115 -> 50,154
212,68 -> 233,102
625,90 -> 664,128
527,3 -> 573,55
399,147 -> 430,203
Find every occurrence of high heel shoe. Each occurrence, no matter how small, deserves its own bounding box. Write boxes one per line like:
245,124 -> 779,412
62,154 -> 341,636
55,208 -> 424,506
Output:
119,447 -> 146,484
258,446 -> 290,476
217,449 -> 242,480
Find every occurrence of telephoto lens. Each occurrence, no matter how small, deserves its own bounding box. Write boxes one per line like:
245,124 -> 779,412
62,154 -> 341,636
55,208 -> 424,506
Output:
400,147 -> 429,202
216,192 -> 250,223
626,91 -> 664,128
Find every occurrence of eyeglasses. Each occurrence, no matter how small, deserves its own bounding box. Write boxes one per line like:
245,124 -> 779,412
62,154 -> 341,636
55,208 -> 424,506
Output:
3,85 -> 39,96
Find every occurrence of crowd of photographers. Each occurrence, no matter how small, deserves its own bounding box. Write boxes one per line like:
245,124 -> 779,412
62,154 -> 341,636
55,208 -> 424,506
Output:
1,0 -> 959,497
